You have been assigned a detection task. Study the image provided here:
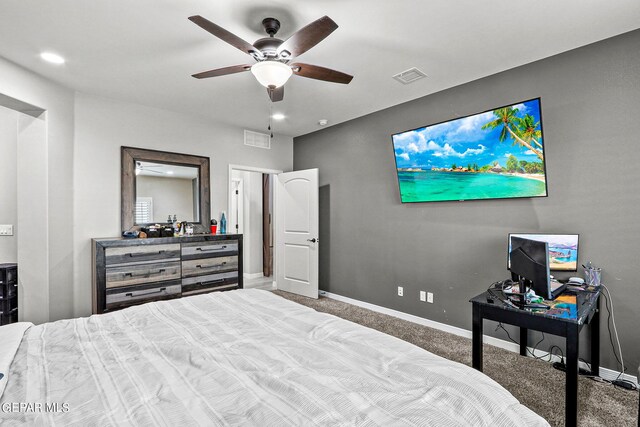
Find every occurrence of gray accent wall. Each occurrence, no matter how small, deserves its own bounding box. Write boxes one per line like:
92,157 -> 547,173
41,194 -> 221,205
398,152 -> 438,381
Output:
294,30 -> 640,374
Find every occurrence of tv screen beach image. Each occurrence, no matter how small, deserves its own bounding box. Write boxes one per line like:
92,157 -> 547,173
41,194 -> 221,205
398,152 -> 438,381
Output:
392,98 -> 547,203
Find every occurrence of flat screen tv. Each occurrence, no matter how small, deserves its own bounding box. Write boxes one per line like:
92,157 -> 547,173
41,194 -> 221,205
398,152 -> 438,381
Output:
508,233 -> 579,272
391,98 -> 547,203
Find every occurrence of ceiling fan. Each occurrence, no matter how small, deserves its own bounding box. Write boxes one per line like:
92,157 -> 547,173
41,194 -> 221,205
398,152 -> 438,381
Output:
189,15 -> 353,102
135,162 -> 165,175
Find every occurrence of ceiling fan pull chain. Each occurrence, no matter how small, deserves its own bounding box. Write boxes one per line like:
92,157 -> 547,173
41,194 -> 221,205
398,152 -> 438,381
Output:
268,105 -> 273,138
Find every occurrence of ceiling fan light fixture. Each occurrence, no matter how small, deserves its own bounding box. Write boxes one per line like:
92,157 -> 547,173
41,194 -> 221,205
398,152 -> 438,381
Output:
251,61 -> 293,88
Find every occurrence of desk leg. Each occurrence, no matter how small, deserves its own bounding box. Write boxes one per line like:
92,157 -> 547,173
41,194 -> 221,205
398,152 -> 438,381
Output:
520,328 -> 528,356
591,297 -> 600,377
566,325 -> 579,427
472,305 -> 483,371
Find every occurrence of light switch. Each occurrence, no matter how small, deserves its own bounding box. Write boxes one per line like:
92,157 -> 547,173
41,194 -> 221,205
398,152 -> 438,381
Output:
0,225 -> 14,236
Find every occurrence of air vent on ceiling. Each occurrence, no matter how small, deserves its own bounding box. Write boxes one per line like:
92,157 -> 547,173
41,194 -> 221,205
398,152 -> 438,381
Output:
392,67 -> 427,85
244,130 -> 271,149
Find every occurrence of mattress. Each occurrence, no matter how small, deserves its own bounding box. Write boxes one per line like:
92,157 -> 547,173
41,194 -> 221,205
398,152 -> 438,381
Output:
0,289 -> 548,426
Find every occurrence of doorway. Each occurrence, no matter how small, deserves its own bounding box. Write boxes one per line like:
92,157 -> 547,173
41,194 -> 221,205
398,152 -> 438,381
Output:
228,165 -> 282,290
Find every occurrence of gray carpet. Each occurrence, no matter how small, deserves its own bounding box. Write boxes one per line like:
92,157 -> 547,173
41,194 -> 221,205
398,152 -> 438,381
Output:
272,290 -> 638,427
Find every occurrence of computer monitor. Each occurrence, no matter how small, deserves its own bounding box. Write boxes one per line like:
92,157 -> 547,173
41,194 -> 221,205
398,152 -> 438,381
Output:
509,236 -> 553,300
508,233 -> 579,271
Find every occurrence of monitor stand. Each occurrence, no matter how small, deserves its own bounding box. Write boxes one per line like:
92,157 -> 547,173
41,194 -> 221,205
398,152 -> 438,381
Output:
513,275 -> 528,308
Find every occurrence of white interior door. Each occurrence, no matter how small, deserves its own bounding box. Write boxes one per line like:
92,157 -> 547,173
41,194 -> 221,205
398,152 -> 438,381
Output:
276,168 -> 319,298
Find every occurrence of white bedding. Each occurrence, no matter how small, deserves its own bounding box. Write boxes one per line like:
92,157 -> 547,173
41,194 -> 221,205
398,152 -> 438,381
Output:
0,289 -> 548,426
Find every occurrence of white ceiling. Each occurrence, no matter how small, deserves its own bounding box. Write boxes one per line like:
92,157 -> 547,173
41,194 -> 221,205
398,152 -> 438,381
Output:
1,0 -> 639,137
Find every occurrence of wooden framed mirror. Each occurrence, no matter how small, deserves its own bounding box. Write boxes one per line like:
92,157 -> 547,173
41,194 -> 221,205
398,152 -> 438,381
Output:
121,146 -> 211,233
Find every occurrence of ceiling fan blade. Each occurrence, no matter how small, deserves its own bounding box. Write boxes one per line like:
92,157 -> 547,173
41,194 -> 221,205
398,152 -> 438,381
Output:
189,15 -> 262,58
267,86 -> 284,102
192,64 -> 252,79
276,16 -> 338,59
291,63 -> 353,84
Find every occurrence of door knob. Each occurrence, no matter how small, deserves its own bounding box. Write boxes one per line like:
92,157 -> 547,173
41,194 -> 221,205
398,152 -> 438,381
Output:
307,238 -> 318,243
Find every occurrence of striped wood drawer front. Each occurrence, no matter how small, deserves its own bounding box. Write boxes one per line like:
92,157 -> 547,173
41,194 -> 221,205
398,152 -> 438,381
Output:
106,261 -> 181,288
106,282 -> 181,307
181,271 -> 239,294
182,256 -> 238,278
181,240 -> 238,258
105,243 -> 181,266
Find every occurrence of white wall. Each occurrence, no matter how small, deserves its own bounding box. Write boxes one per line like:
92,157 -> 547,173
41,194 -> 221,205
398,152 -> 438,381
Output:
17,114 -> 49,324
0,106 -> 18,263
0,56 -> 75,322
73,93 -> 293,316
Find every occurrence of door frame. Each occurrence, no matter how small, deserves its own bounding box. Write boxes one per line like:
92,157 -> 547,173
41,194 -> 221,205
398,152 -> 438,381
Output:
228,164 -> 283,286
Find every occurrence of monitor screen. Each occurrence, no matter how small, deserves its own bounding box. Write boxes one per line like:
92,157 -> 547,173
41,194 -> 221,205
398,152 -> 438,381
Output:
508,233 -> 579,272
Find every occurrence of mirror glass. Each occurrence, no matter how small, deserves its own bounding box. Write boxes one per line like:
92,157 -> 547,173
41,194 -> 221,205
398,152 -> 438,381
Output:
134,161 -> 200,224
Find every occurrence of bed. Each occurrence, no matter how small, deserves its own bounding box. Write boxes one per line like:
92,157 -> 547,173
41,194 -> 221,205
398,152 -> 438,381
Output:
0,289 -> 548,426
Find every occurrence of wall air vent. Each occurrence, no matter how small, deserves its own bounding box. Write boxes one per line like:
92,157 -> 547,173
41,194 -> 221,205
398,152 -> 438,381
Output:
244,130 -> 271,149
392,67 -> 427,85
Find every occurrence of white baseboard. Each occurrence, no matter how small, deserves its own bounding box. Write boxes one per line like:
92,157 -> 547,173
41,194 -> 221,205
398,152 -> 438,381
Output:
244,273 -> 265,280
319,290 -> 638,387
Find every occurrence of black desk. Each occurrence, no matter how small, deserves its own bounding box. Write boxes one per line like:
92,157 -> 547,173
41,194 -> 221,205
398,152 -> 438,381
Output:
470,289 -> 600,427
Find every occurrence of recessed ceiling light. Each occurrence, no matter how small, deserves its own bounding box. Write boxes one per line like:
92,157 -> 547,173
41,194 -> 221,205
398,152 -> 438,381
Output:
272,113 -> 286,120
318,119 -> 328,126
40,52 -> 65,65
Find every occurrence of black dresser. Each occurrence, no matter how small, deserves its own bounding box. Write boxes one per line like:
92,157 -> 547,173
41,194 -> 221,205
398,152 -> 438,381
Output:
0,263 -> 18,325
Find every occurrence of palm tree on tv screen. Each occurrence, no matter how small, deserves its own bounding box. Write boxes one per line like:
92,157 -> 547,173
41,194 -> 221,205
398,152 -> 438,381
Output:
481,107 -> 544,161
517,114 -> 543,151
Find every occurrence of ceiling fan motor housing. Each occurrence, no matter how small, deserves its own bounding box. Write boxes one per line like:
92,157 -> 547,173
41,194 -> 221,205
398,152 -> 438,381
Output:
253,37 -> 284,58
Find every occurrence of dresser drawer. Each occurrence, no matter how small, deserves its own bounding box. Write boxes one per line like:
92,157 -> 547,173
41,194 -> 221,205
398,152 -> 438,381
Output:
0,308 -> 18,326
0,267 -> 17,285
106,282 -> 181,308
105,244 -> 181,265
182,271 -> 239,294
182,256 -> 238,278
0,296 -> 18,314
0,282 -> 18,299
106,261 -> 181,288
181,240 -> 238,259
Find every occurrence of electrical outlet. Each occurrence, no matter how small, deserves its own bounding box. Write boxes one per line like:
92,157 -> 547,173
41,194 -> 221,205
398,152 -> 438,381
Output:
427,292 -> 434,303
0,225 -> 13,236
420,291 -> 426,302
397,286 -> 404,297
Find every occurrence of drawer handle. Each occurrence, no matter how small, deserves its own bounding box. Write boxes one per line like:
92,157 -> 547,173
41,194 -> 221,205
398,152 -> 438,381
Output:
124,269 -> 166,278
196,246 -> 227,252
195,262 -> 226,269
196,279 -> 225,286
128,250 -> 165,258
125,287 -> 167,298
